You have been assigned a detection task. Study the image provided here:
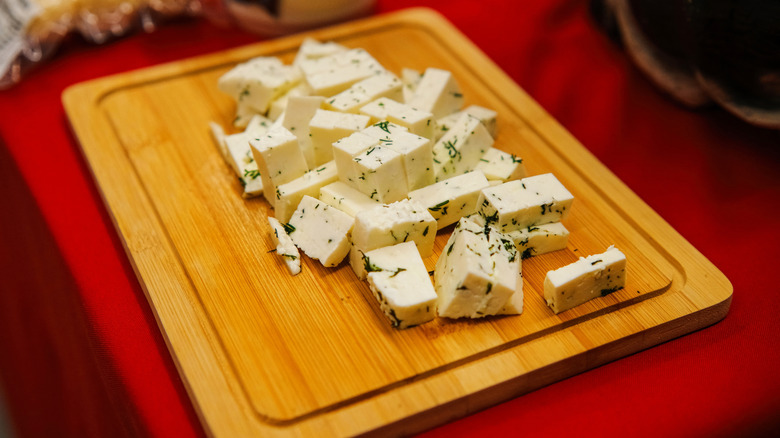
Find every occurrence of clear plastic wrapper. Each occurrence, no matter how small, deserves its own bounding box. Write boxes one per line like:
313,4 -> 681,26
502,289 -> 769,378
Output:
0,0 -> 375,89
0,0 -> 201,89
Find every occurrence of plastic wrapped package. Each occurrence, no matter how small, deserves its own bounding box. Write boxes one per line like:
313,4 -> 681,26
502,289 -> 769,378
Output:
0,0 -> 376,89
0,0 -> 202,89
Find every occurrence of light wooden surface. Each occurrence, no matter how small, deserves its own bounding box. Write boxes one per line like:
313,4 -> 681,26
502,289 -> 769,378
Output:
63,8 -> 732,437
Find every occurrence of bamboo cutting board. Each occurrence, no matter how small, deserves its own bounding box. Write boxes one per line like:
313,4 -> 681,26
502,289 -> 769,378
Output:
63,8 -> 732,437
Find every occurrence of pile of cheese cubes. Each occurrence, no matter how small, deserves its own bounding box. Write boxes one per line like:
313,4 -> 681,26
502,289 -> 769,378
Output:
211,39 -> 625,329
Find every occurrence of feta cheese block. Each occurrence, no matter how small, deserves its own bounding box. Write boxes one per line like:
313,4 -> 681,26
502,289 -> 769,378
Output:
407,170 -> 490,228
477,173 -> 574,233
300,48 -> 387,96
361,121 -> 435,191
274,161 -> 339,223
268,82 -> 312,122
267,217 -> 301,275
308,109 -> 370,166
406,67 -> 464,119
281,96 -> 325,168
508,222 -> 570,259
400,68 -> 423,102
293,38 -> 347,69
324,72 -> 403,113
319,181 -> 380,216
218,56 -> 302,114
543,246 -> 626,314
434,217 -> 521,319
435,105 -> 498,140
432,113 -> 494,182
475,147 -> 527,182
210,116 -> 271,198
363,241 -> 438,329
350,199 -> 437,279
332,131 -> 379,187
360,97 -> 436,139
287,195 -> 354,267
249,126 -> 310,207
497,262 -> 524,315
351,145 -> 408,204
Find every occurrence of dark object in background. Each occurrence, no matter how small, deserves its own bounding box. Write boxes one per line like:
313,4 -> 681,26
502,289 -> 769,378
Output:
591,0 -> 780,129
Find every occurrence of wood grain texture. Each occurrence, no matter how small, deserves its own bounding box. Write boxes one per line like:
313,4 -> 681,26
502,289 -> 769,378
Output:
63,8 -> 732,437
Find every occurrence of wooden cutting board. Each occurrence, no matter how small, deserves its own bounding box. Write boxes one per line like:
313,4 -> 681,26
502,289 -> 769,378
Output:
63,8 -> 732,437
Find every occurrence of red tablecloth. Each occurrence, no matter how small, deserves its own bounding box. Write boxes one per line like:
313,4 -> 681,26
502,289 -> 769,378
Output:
1,1 -> 779,436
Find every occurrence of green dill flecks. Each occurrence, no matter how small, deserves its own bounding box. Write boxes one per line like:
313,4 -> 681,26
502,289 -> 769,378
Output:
282,222 -> 295,234
446,242 -> 455,255
422,225 -> 429,236
443,140 -> 459,159
389,267 -> 407,278
501,237 -> 515,254
479,158 -> 489,163
428,270 -> 435,276
600,286 -> 622,297
521,247 -> 535,260
591,259 -> 603,265
388,308 -> 402,328
428,199 -> 449,212
510,154 -> 522,163
316,166 -> 326,172
527,225 -> 540,232
485,282 -> 493,294
370,189 -> 378,199
275,187 -> 281,200
433,158 -> 441,164
375,120 -> 391,133
243,168 -> 260,179
239,87 -> 250,100
484,211 -> 499,224
452,92 -> 463,98
540,202 -> 554,215
366,147 -> 377,155
282,254 -> 298,260
267,248 -> 277,253
362,253 -> 383,273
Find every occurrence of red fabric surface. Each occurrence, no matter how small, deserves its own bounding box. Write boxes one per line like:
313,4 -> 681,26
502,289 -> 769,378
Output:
1,1 -> 779,437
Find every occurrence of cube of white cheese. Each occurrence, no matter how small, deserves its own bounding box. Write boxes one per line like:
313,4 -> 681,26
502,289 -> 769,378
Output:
210,116 -> 271,199
363,241 -> 438,329
308,109 -> 370,166
360,97 -> 436,140
274,161 -> 339,223
287,195 -> 354,267
435,105 -> 498,140
434,217 -> 521,319
218,56 -> 301,114
544,246 -> 626,314
332,131 -> 379,187
268,82 -> 312,122
475,147 -> 527,182
360,121 -> 435,191
407,170 -> 490,228
432,113 -> 494,182
300,48 -> 387,96
267,217 -> 302,275
281,96 -> 325,168
400,68 -> 422,103
406,67 -> 464,119
350,199 -> 437,279
319,181 -> 380,216
249,126 -> 309,207
351,145 -> 408,203
477,173 -> 574,233
507,222 -> 570,259
324,72 -> 403,113
293,38 -> 348,69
